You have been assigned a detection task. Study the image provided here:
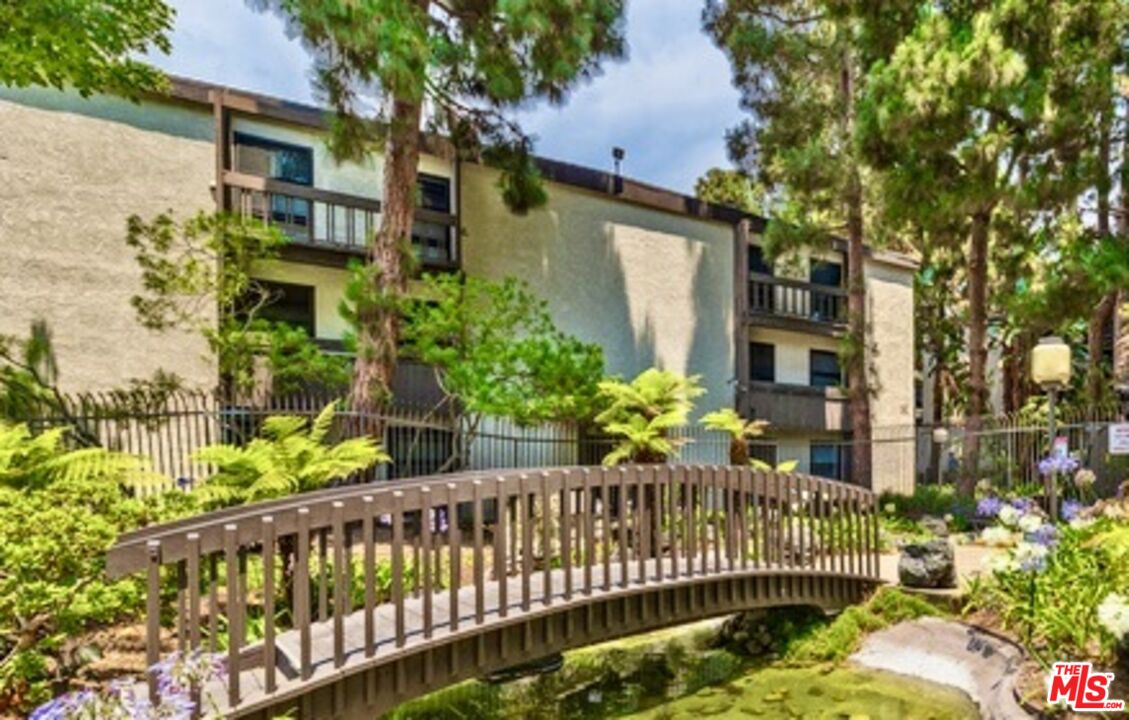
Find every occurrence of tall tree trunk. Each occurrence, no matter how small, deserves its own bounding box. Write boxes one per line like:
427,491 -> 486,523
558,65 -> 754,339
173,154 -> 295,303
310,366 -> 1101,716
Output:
841,54 -> 872,489
1088,106 -> 1115,403
961,209 -> 991,496
350,97 -> 423,414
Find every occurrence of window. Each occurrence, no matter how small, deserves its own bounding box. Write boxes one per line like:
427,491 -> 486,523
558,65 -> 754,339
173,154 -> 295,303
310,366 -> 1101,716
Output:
750,342 -> 775,383
413,174 -> 454,266
418,174 -> 451,213
810,444 -> 841,480
809,260 -> 842,287
748,245 -> 773,276
234,133 -> 314,228
256,281 -> 316,337
809,350 -> 842,388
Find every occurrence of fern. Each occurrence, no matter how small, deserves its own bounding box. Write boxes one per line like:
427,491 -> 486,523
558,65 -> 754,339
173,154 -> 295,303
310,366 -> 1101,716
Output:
0,421 -> 159,491
193,404 -> 390,508
595,369 -> 704,464
699,408 -> 770,465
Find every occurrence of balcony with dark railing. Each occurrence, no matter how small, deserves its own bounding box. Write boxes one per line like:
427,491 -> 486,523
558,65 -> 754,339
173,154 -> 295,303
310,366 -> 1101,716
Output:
222,170 -> 459,271
747,272 -> 847,332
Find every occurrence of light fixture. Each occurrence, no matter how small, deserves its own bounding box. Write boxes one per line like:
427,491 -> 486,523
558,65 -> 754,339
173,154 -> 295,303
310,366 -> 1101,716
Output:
1031,336 -> 1071,389
932,427 -> 949,445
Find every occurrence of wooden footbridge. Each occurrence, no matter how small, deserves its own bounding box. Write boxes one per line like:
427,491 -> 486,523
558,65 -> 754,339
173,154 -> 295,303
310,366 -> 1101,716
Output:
107,465 -> 882,719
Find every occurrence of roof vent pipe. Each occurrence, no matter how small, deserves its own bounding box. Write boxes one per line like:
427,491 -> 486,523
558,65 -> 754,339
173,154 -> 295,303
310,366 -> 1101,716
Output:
612,146 -> 625,195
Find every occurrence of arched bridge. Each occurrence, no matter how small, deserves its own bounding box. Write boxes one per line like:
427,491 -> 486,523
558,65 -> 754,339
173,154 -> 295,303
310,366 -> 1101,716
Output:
107,466 -> 882,719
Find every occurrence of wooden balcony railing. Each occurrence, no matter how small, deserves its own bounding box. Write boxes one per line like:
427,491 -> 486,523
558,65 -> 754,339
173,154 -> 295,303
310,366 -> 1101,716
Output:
223,170 -> 458,269
748,273 -> 847,327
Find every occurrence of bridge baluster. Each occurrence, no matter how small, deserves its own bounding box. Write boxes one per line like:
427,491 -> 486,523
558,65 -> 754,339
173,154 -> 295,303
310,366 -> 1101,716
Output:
295,507 -> 312,679
362,496 -> 375,658
446,483 -> 460,631
391,491 -> 406,647
186,533 -> 201,650
541,472 -> 552,605
582,470 -> 594,596
712,466 -> 722,574
332,502 -> 346,669
223,523 -> 241,708
261,516 -> 276,695
420,487 -> 433,639
494,476 -> 508,618
145,540 -> 161,705
473,480 -> 485,623
653,467 -> 664,584
635,466 -> 646,585
617,468 -> 629,588
560,472 -> 572,601
519,474 -> 532,611
601,468 -> 611,592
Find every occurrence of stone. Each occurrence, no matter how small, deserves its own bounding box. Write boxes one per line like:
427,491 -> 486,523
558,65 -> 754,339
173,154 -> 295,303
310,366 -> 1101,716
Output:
919,514 -> 949,538
897,539 -> 956,589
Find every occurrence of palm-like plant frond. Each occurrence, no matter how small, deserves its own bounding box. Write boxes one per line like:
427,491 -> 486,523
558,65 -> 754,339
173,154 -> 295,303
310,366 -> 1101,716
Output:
193,404 -> 390,508
0,421 -> 160,491
596,369 -> 704,465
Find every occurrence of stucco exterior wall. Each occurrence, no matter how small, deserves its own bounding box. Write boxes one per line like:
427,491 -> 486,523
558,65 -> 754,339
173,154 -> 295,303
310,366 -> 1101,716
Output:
865,258 -> 917,495
459,163 -> 737,414
0,89 -> 217,392
746,327 -> 841,386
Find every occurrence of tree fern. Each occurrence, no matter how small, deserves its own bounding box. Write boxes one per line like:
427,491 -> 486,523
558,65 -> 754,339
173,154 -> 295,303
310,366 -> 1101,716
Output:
194,404 -> 389,508
700,408 -> 769,465
0,421 -> 160,491
595,369 -> 704,465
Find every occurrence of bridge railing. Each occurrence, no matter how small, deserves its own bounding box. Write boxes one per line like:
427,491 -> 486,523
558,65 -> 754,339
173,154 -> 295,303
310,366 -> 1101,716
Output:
106,465 -> 879,715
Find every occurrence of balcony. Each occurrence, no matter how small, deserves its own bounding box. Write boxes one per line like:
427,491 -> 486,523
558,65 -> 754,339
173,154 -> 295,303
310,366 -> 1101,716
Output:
223,170 -> 459,271
747,273 -> 847,333
739,381 -> 848,433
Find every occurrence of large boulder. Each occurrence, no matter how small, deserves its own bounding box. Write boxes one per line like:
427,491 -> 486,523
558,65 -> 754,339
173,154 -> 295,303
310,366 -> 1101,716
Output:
897,539 -> 955,589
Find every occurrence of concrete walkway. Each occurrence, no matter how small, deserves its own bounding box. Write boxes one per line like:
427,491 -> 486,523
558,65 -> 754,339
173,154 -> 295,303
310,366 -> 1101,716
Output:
879,541 -> 1001,597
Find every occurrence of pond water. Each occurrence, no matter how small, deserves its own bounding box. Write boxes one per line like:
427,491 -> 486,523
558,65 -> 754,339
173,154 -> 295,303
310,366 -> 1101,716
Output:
623,665 -> 979,719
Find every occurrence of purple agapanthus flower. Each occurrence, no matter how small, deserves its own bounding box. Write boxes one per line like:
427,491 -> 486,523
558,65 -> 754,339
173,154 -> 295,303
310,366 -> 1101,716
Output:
977,496 -> 1004,517
1019,553 -> 1049,573
1029,523 -> 1058,547
1010,497 -> 1035,513
1038,455 -> 1080,477
1061,499 -> 1084,522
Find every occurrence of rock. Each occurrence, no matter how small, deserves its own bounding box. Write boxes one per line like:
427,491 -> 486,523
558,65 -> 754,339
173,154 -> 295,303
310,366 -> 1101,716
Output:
919,515 -> 949,538
897,539 -> 955,589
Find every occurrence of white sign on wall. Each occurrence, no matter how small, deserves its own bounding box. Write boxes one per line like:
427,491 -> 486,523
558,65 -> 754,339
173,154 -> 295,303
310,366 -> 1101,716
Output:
1109,423 -> 1129,455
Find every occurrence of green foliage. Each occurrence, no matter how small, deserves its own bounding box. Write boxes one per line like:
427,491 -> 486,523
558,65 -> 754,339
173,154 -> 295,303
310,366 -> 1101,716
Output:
126,211 -> 349,394
693,168 -> 770,214
879,484 -> 975,531
700,408 -> 768,465
0,421 -> 188,712
595,369 -> 705,465
0,0 -> 173,98
193,404 -> 389,508
967,518 -> 1129,663
398,273 -> 605,425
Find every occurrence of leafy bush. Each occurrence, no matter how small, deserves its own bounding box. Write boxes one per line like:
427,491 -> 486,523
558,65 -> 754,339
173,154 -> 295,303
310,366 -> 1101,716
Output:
879,483 -> 975,531
967,516 -> 1129,662
595,369 -> 704,464
193,403 -> 389,508
0,422 -> 189,713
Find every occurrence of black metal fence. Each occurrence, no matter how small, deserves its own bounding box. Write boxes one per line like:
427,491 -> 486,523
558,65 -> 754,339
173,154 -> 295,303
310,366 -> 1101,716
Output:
12,391 -> 731,493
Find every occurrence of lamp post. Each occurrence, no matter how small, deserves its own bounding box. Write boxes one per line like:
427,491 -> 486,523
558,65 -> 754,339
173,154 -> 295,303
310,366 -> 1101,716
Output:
1031,336 -> 1072,521
932,426 -> 949,486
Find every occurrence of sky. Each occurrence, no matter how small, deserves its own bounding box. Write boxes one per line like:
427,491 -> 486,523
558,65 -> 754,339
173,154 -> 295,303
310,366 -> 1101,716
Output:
146,0 -> 743,194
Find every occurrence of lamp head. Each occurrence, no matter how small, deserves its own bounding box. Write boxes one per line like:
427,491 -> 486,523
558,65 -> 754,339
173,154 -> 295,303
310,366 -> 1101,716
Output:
1031,336 -> 1071,389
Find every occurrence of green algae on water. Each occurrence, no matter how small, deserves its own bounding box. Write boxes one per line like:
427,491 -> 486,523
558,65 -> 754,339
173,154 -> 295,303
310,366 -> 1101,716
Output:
622,665 -> 979,720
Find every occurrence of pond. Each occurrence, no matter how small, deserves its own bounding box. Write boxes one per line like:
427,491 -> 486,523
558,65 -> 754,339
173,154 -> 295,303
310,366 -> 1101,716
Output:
624,665 -> 979,719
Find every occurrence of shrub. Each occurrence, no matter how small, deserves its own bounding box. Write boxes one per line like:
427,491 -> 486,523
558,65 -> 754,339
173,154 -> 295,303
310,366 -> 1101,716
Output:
0,422 -> 188,713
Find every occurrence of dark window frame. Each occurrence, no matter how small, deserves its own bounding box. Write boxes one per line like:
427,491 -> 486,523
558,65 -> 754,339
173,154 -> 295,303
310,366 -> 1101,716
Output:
748,244 -> 773,276
417,173 -> 452,213
809,349 -> 842,388
810,443 -> 842,480
255,280 -> 317,338
809,259 -> 843,288
233,132 -> 315,186
749,341 -> 775,383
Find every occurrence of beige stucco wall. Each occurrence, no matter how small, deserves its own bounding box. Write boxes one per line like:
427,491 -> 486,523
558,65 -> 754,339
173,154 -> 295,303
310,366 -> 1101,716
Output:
0,89 -> 217,392
747,326 -> 841,386
459,163 -> 737,414
865,258 -> 916,495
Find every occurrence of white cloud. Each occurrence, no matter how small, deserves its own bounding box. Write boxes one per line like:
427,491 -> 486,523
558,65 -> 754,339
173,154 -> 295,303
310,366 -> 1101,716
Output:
151,0 -> 741,194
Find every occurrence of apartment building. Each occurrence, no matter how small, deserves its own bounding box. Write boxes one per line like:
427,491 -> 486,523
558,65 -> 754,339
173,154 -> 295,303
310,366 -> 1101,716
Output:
0,77 -> 917,492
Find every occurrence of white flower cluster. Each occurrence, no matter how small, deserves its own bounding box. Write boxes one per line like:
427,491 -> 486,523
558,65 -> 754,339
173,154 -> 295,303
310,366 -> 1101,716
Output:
1097,593 -> 1129,640
980,525 -> 1016,547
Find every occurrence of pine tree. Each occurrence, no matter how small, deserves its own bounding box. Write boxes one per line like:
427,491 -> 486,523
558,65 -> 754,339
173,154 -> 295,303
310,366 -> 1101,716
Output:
256,0 -> 626,412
